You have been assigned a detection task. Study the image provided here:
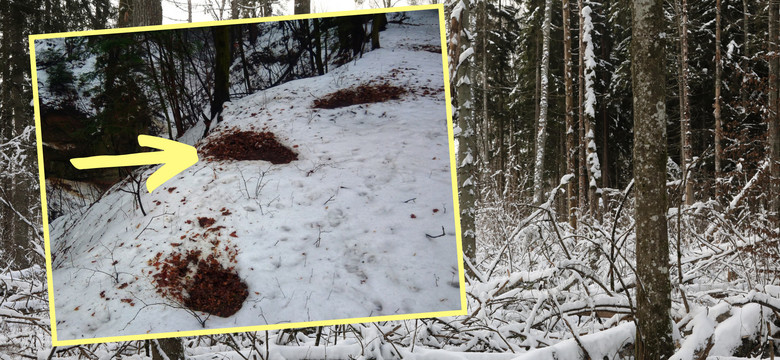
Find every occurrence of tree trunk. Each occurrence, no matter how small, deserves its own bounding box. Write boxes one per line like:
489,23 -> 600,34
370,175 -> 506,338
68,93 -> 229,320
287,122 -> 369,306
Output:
713,0 -> 723,199
770,1 -> 780,223
631,0 -> 675,358
533,0 -> 552,205
371,14 -> 381,49
480,0 -> 488,187
580,0 -> 601,220
118,0 -> 162,27
600,0 -> 611,191
450,0 -> 477,271
563,0 -> 577,229
238,26 -> 253,93
262,0 -> 273,16
231,0 -> 240,19
314,19 -> 325,75
210,26 -> 231,125
678,0 -> 694,205
741,0 -> 749,108
143,36 -> 173,139
294,0 -> 310,14
577,0 -> 587,216
0,0 -> 34,269
151,338 -> 185,360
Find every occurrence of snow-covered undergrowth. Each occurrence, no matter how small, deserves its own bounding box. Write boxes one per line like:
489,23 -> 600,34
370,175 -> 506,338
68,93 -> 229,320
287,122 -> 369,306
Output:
4,182 -> 780,358
468,178 -> 780,359
46,10 -> 462,342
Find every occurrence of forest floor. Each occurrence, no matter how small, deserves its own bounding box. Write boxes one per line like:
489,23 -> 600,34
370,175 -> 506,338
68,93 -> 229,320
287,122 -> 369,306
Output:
46,10 -> 462,342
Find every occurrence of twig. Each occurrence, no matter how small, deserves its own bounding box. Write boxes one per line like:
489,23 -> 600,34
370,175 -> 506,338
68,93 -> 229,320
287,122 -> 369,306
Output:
553,296 -> 592,360
373,323 -> 403,359
425,226 -> 445,239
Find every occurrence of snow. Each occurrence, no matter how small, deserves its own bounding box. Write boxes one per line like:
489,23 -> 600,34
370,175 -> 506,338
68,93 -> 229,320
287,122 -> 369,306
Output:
710,304 -> 763,356
458,47 -> 474,68
460,151 -> 473,167
671,308 -> 717,360
559,174 -> 574,185
726,40 -> 738,60
46,10 -> 462,342
451,0 -> 465,23
512,322 -> 635,360
581,5 -> 597,119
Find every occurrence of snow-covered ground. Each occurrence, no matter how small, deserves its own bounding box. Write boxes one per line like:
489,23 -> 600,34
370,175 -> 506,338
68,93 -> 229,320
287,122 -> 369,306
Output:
47,9 -> 463,342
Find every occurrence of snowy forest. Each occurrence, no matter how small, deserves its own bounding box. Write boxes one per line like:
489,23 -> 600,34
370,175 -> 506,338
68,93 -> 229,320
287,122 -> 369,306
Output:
0,0 -> 779,359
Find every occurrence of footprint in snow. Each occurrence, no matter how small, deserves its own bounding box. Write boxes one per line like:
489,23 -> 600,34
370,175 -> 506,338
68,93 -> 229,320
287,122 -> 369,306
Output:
327,208 -> 345,227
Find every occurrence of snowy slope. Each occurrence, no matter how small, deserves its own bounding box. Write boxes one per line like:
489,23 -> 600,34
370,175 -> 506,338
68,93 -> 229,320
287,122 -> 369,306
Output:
48,9 -> 462,341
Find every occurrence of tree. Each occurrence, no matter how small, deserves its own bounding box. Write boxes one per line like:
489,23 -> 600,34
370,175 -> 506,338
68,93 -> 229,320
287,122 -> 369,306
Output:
0,0 -> 37,269
118,0 -> 162,27
210,25 -> 231,127
371,13 -> 387,50
450,0 -> 477,271
677,0 -> 693,205
533,0 -> 552,205
563,0 -> 577,228
580,0 -> 601,219
294,0 -> 310,14
631,0 -> 674,358
151,338 -> 185,360
577,0 -> 587,216
770,0 -> 780,223
713,0 -> 722,197
313,18 -> 325,74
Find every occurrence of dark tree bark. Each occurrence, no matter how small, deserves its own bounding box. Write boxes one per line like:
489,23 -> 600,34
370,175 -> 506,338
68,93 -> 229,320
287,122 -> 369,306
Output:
210,26 -> 231,124
770,1 -> 780,223
677,0 -> 693,205
143,35 -> 174,139
237,26 -> 253,93
0,0 -> 36,269
631,0 -> 674,358
313,19 -> 325,75
563,0 -> 577,229
600,0 -> 611,191
294,0 -> 310,14
741,0 -> 749,107
151,338 -> 185,360
262,0 -> 273,16
371,13 -> 385,49
713,0 -> 722,198
118,0 -> 162,27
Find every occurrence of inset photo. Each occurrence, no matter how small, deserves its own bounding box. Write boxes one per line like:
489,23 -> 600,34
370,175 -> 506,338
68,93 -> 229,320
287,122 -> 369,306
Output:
32,5 -> 465,345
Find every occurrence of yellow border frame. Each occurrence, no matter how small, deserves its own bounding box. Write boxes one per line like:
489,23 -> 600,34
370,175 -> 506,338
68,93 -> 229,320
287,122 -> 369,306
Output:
30,4 -> 467,347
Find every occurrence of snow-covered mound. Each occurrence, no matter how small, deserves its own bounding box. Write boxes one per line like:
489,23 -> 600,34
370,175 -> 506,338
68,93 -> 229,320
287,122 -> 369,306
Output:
49,9 -> 462,341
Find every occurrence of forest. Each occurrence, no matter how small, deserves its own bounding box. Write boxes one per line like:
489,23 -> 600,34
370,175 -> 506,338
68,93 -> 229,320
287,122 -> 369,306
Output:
0,0 -> 778,359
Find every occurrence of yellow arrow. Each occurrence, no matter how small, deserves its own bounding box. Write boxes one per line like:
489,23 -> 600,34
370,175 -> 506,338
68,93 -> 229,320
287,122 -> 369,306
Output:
70,135 -> 199,193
